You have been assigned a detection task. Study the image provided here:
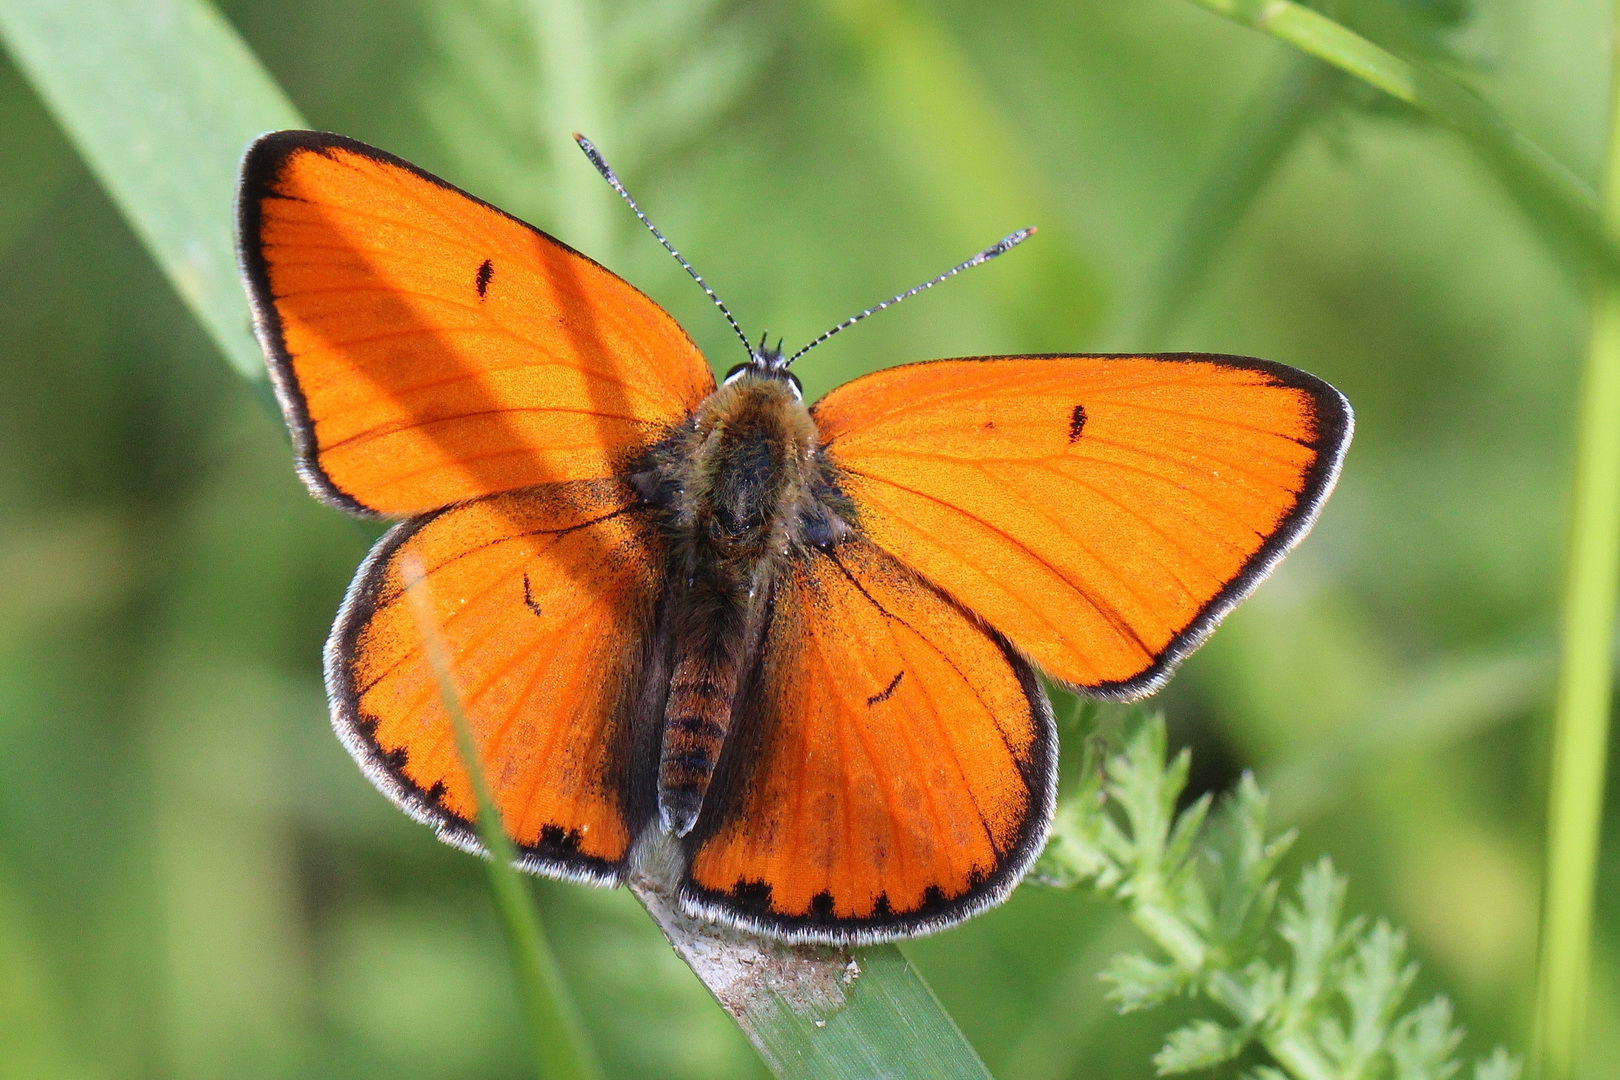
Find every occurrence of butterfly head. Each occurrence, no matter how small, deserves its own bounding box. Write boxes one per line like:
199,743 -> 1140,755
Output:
723,333 -> 802,400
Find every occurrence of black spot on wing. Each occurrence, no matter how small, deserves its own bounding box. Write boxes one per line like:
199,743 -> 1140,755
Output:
867,670 -> 904,706
809,891 -> 837,918
475,258 -> 494,299
522,572 -> 543,618
1068,403 -> 1087,443
732,878 -> 773,906
538,824 -> 584,854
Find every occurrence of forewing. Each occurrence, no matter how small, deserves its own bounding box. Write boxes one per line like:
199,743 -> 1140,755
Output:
681,539 -> 1055,942
238,130 -> 715,517
331,480 -> 663,882
811,354 -> 1351,696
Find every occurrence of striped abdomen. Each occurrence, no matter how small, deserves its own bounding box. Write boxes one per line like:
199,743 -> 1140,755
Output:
657,648 -> 742,836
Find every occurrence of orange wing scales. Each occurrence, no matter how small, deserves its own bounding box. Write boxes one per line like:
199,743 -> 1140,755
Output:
682,540 -> 1055,941
330,480 -> 660,881
813,355 -> 1351,695
240,132 -> 714,517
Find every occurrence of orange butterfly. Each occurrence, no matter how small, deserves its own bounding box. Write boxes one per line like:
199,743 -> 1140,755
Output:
236,130 -> 1351,942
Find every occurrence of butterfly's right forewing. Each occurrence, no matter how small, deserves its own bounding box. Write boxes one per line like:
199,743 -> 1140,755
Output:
811,353 -> 1351,698
239,131 -> 714,519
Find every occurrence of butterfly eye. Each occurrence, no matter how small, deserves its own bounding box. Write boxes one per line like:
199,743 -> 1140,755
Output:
723,363 -> 750,385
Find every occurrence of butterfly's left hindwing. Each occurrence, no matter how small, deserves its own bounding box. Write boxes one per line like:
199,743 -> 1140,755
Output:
330,480 -> 663,883
679,537 -> 1055,943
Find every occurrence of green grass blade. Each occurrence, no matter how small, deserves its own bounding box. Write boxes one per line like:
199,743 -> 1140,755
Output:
1180,0 -> 1620,286
401,557 -> 604,1080
1532,6 -> 1620,1074
632,874 -> 993,1080
0,0 -> 302,379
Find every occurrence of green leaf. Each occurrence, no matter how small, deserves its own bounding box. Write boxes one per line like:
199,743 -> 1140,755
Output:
1102,953 -> 1190,1013
1155,1018 -> 1253,1074
1388,997 -> 1464,1080
0,0 -> 302,379
1206,962 -> 1285,1029
1473,1049 -> 1522,1080
1276,859 -> 1356,1014
1210,776 -> 1294,954
632,881 -> 995,1080
1337,922 -> 1418,1074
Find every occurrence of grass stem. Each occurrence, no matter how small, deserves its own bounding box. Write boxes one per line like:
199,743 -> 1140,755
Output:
402,557 -> 604,1080
1181,0 -> 1620,288
1531,10 -> 1620,1076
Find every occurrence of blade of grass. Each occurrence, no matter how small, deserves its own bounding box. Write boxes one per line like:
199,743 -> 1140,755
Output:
1141,52 -> 1341,344
1180,0 -> 1620,287
1533,7 -> 1620,1076
631,867 -> 993,1080
0,0 -> 302,379
401,556 -> 603,1080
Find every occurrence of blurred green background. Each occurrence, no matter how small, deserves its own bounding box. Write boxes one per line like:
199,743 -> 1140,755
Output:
0,0 -> 1613,1076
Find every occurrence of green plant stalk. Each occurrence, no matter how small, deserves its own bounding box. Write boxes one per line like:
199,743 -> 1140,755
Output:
401,557 -> 603,1080
1533,9 -> 1620,1076
1182,0 -> 1620,286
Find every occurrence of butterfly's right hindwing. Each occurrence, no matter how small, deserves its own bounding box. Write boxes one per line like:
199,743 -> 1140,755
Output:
329,479 -> 665,883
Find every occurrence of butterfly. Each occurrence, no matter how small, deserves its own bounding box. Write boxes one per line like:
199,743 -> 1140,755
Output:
236,130 -> 1351,943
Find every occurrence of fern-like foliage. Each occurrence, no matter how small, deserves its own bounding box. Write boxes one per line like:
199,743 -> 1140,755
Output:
1037,711 -> 1518,1080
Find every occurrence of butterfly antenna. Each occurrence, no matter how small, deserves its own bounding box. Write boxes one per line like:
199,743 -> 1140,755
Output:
574,133 -> 753,358
785,227 -> 1037,367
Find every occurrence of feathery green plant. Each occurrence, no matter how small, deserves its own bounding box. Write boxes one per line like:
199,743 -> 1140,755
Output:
1039,708 -> 1518,1080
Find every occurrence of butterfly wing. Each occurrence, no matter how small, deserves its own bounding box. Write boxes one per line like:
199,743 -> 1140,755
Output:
680,537 -> 1055,942
331,479 -> 664,881
811,353 -> 1351,697
237,130 -> 714,518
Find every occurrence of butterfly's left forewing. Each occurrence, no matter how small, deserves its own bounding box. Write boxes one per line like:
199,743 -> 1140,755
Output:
680,538 -> 1055,942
